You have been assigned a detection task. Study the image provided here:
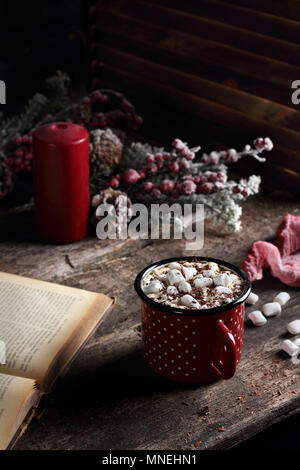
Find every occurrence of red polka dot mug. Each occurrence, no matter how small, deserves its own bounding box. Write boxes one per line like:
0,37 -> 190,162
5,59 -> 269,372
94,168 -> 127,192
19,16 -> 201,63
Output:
134,257 -> 251,383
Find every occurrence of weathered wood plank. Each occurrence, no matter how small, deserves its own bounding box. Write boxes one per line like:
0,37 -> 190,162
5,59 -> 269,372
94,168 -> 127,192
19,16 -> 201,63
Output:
93,9 -> 300,92
94,0 -> 300,66
225,0 -> 300,22
92,50 -> 300,136
0,211 -> 152,283
157,0 -> 300,41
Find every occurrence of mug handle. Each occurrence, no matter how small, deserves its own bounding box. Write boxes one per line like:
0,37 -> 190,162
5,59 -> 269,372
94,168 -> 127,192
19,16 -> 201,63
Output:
210,319 -> 237,380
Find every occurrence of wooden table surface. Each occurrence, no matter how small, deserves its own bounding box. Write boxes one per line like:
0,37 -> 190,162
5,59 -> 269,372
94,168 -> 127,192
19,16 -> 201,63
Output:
1,192 -> 299,450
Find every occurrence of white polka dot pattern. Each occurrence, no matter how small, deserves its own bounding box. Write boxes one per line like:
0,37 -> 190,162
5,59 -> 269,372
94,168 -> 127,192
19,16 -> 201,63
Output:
141,302 -> 245,382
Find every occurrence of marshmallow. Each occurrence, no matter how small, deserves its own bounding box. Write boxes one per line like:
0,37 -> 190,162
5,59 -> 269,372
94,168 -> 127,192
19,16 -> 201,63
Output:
167,285 -> 178,296
294,338 -> 300,348
168,262 -> 181,269
166,269 -> 185,285
143,280 -> 163,294
246,292 -> 259,305
208,262 -> 219,272
201,269 -> 215,277
0,340 -> 6,364
178,281 -> 192,293
229,273 -> 239,283
280,339 -> 300,357
214,286 -> 232,294
248,310 -> 267,326
180,294 -> 200,309
194,277 -> 213,288
182,266 -> 197,281
274,292 -> 290,306
213,273 -> 231,287
262,302 -> 281,317
287,319 -> 300,335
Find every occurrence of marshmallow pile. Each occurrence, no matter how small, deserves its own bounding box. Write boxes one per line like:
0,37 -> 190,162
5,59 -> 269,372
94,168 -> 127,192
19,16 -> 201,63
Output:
142,260 -> 245,309
246,290 -> 300,357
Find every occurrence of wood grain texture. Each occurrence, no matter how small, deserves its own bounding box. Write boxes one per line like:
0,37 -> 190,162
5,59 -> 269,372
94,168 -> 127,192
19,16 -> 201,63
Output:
93,8 -> 300,93
91,0 -> 300,191
225,0 -> 300,21
92,50 -> 300,135
95,0 -> 300,65
94,0 -> 300,43
0,194 -> 298,449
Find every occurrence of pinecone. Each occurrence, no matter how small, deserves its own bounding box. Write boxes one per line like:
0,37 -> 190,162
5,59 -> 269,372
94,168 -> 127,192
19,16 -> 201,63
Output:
0,159 -> 15,198
89,128 -> 123,177
91,188 -> 132,229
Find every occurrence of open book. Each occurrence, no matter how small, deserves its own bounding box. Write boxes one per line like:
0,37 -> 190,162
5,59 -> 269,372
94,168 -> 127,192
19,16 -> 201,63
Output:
0,271 -> 115,450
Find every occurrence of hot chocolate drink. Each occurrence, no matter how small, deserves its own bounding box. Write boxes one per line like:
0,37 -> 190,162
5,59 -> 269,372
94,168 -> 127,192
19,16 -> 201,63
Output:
142,259 -> 244,309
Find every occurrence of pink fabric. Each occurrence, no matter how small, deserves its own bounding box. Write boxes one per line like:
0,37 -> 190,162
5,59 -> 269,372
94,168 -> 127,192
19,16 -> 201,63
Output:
241,213 -> 300,287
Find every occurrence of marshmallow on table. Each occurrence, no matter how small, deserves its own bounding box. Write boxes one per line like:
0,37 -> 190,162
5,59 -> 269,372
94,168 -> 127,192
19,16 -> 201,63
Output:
286,319 -> 300,335
0,340 -> 6,364
248,310 -> 267,326
262,302 -> 281,317
246,292 -> 259,305
182,266 -> 197,281
143,280 -> 163,294
280,339 -> 300,357
178,281 -> 192,293
180,294 -> 200,309
167,269 -> 185,285
274,292 -> 290,306
194,277 -> 213,288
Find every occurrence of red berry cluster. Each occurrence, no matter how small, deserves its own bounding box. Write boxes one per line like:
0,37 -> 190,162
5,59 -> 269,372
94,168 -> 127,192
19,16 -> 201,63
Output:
233,184 -> 251,197
5,135 -> 33,173
202,148 -> 239,165
80,89 -> 143,132
108,139 -> 229,200
253,137 -> 273,152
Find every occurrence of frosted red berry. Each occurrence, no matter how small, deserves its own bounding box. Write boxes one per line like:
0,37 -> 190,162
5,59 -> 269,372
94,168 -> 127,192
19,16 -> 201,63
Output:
168,162 -> 179,173
208,173 -> 218,182
242,187 -> 250,197
160,180 -> 175,194
109,177 -> 120,188
123,169 -> 140,184
152,188 -> 162,198
233,184 -> 242,193
178,180 -> 196,195
146,154 -> 155,163
147,163 -> 158,174
186,152 -> 195,161
217,172 -> 226,183
143,182 -> 153,192
180,160 -> 190,170
201,182 -> 214,194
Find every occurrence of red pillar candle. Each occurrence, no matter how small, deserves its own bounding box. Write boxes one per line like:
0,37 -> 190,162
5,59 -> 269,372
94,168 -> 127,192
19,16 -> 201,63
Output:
32,122 -> 90,243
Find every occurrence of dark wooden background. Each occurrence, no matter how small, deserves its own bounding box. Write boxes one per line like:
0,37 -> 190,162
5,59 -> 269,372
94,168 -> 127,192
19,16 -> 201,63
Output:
90,0 -> 300,192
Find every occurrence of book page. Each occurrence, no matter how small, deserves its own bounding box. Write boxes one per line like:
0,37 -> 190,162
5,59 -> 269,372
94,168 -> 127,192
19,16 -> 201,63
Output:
0,271 -> 112,386
0,373 -> 38,450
